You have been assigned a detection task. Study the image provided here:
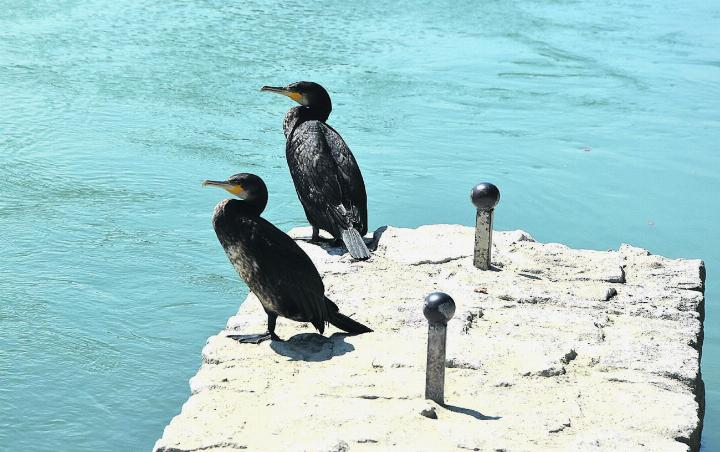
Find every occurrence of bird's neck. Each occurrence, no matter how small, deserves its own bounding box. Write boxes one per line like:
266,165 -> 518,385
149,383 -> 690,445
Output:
225,197 -> 267,217
283,107 -> 303,139
283,105 -> 331,139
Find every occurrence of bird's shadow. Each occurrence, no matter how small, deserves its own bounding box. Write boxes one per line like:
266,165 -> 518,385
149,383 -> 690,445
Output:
269,332 -> 354,362
368,226 -> 387,251
442,403 -> 501,421
295,226 -> 388,256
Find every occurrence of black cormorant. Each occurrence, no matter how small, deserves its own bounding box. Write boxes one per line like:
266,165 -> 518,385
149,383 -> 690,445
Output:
203,173 -> 372,343
261,81 -> 370,260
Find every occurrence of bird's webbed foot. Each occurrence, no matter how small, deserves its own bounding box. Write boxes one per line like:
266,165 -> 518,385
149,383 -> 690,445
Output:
308,227 -> 335,244
308,237 -> 333,244
310,237 -> 338,245
227,331 -> 281,344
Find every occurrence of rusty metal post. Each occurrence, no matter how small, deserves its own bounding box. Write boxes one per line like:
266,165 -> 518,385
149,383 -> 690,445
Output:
470,183 -> 500,270
423,292 -> 456,405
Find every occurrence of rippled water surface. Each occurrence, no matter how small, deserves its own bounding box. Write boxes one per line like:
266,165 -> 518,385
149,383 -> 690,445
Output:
1,1 -> 718,450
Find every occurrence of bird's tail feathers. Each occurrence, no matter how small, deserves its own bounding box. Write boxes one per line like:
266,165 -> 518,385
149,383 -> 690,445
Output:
330,312 -> 373,335
341,228 -> 370,260
325,298 -> 372,335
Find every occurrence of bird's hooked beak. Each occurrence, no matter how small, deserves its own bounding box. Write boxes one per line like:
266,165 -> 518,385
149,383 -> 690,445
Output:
261,85 -> 304,104
202,180 -> 246,198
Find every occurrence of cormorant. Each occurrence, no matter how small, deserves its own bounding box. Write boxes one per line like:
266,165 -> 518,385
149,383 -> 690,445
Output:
203,173 -> 372,343
260,81 -> 370,260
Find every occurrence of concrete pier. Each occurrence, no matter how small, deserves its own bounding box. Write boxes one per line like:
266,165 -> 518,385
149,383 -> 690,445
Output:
154,224 -> 705,452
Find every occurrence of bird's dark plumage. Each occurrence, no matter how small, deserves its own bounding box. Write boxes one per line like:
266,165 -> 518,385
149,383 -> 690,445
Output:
204,173 -> 372,342
261,82 -> 370,259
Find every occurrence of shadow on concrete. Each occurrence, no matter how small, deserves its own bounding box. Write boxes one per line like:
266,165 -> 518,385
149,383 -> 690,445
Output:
367,226 -> 388,251
294,226 -> 389,256
270,332 -> 355,362
443,404 -> 502,421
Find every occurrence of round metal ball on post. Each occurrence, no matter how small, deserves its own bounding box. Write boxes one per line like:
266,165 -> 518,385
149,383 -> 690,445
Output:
470,183 -> 500,270
423,292 -> 456,405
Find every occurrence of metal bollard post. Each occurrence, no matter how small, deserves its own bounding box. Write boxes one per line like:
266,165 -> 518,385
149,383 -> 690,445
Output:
470,183 -> 500,270
423,292 -> 456,405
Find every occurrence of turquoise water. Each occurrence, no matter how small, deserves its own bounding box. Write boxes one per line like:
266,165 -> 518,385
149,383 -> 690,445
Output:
1,0 -> 718,450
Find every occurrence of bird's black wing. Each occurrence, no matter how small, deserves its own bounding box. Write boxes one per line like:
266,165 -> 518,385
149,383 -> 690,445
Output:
321,122 -> 368,235
247,218 -> 330,323
287,121 -> 351,231
287,121 -> 368,236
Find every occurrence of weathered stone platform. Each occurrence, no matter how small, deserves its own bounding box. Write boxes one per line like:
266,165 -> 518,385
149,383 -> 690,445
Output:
154,225 -> 705,452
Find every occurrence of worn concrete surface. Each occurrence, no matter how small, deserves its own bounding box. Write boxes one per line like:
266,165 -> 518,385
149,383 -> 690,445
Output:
154,225 -> 705,452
